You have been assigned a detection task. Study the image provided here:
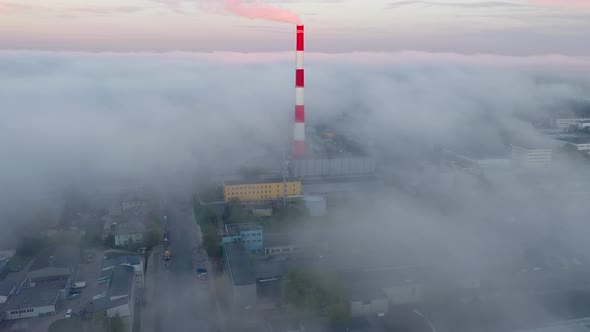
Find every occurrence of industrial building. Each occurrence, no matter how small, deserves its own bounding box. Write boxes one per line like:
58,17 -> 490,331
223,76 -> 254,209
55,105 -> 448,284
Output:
289,157 -> 376,179
555,136 -> 590,154
556,118 -> 590,130
3,267 -> 72,320
0,281 -> 15,304
221,238 -> 475,314
87,265 -> 136,332
223,223 -> 264,253
349,288 -> 389,318
223,178 -> 302,202
511,144 -> 553,168
102,255 -> 144,289
223,241 -> 257,310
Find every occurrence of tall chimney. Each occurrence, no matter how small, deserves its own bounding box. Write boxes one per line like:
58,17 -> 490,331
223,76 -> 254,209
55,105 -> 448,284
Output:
292,24 -> 305,159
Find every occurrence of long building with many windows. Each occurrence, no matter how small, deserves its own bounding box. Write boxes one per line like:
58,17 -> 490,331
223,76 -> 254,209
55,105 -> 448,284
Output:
223,178 -> 302,202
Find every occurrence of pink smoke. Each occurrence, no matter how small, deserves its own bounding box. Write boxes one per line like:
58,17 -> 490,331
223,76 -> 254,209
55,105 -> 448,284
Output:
223,0 -> 301,24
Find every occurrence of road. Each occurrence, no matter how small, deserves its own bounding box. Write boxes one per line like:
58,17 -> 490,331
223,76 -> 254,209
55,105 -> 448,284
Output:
143,198 -> 218,332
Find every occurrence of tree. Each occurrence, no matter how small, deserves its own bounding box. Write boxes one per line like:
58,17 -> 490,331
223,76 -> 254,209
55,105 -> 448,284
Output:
145,227 -> 161,249
103,234 -> 115,248
196,206 -> 217,227
225,198 -> 257,224
203,225 -> 222,260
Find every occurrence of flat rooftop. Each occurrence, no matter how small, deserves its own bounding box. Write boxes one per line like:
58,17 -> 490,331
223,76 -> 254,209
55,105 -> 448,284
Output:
224,178 -> 299,186
557,136 -> 590,145
225,222 -> 262,234
224,242 -> 256,286
4,279 -> 67,310
110,265 -> 134,298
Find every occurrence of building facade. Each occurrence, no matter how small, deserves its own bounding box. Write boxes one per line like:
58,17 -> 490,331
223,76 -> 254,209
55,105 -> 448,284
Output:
224,223 -> 264,253
511,145 -> 553,168
114,222 -> 145,247
224,179 -> 302,202
350,289 -> 389,317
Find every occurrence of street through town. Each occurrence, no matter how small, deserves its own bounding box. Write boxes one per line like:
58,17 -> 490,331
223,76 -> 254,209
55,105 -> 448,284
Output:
143,197 -> 218,332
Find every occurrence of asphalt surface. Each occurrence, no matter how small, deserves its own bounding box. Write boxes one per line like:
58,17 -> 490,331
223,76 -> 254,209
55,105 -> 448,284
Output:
143,199 -> 218,332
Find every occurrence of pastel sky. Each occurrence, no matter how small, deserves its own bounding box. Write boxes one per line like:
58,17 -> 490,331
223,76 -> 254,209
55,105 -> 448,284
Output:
1,0 -> 589,54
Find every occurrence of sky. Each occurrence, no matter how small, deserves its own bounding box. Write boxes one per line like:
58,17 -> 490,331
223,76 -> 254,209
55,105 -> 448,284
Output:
1,0 -> 590,54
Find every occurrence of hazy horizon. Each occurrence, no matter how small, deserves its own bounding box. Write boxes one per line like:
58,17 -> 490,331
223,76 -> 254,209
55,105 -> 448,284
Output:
1,0 -> 589,55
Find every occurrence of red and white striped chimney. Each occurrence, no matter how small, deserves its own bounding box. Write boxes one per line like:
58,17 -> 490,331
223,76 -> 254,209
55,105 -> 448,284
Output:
292,24 -> 305,159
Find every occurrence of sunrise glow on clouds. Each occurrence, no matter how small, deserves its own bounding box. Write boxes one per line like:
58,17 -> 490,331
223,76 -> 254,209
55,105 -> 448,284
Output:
0,0 -> 588,54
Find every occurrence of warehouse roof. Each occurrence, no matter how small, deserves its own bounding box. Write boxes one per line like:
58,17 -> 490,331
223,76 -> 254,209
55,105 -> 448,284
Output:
0,280 -> 16,296
225,222 -> 262,234
109,265 -> 134,299
557,136 -> 590,145
102,255 -> 141,270
27,267 -> 71,281
224,242 -> 256,286
224,178 -> 299,186
3,279 -> 66,311
86,296 -> 129,313
349,287 -> 388,302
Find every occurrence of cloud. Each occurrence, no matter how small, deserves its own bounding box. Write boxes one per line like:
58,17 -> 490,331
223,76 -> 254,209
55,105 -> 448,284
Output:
0,1 -> 145,16
0,50 -> 587,216
529,0 -> 590,7
160,0 -> 301,23
388,0 -> 524,8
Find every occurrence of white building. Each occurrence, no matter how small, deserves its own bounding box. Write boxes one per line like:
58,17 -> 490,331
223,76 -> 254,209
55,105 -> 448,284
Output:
114,222 -> 145,247
350,288 -> 389,317
511,145 -> 553,168
3,278 -> 69,320
556,118 -> 590,130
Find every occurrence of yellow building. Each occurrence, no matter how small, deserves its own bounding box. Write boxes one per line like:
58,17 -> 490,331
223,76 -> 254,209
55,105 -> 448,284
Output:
224,179 -> 302,201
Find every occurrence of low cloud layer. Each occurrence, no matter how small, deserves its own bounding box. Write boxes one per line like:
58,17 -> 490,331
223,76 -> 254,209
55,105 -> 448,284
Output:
0,50 -> 589,228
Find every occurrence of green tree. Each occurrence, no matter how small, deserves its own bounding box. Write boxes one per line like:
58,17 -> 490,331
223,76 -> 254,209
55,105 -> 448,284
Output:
202,225 -> 222,259
196,206 -> 217,227
145,227 -> 161,249
225,198 -> 257,224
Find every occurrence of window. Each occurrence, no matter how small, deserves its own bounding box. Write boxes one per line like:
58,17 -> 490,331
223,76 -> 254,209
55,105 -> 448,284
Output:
10,311 -> 17,315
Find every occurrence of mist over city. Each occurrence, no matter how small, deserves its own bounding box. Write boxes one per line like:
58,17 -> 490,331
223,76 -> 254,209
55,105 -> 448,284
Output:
1,0 -> 590,332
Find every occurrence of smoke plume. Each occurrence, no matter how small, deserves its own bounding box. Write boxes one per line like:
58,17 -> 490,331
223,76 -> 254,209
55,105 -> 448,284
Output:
223,0 -> 301,24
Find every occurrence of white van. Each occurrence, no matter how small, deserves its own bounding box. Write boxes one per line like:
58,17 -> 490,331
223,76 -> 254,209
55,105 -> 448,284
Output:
65,309 -> 73,318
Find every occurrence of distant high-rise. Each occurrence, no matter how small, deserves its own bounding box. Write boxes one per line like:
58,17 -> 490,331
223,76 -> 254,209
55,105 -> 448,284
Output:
292,24 -> 305,159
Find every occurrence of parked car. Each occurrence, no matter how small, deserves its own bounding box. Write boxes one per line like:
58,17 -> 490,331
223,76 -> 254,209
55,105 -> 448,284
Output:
68,293 -> 80,299
65,309 -> 73,318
